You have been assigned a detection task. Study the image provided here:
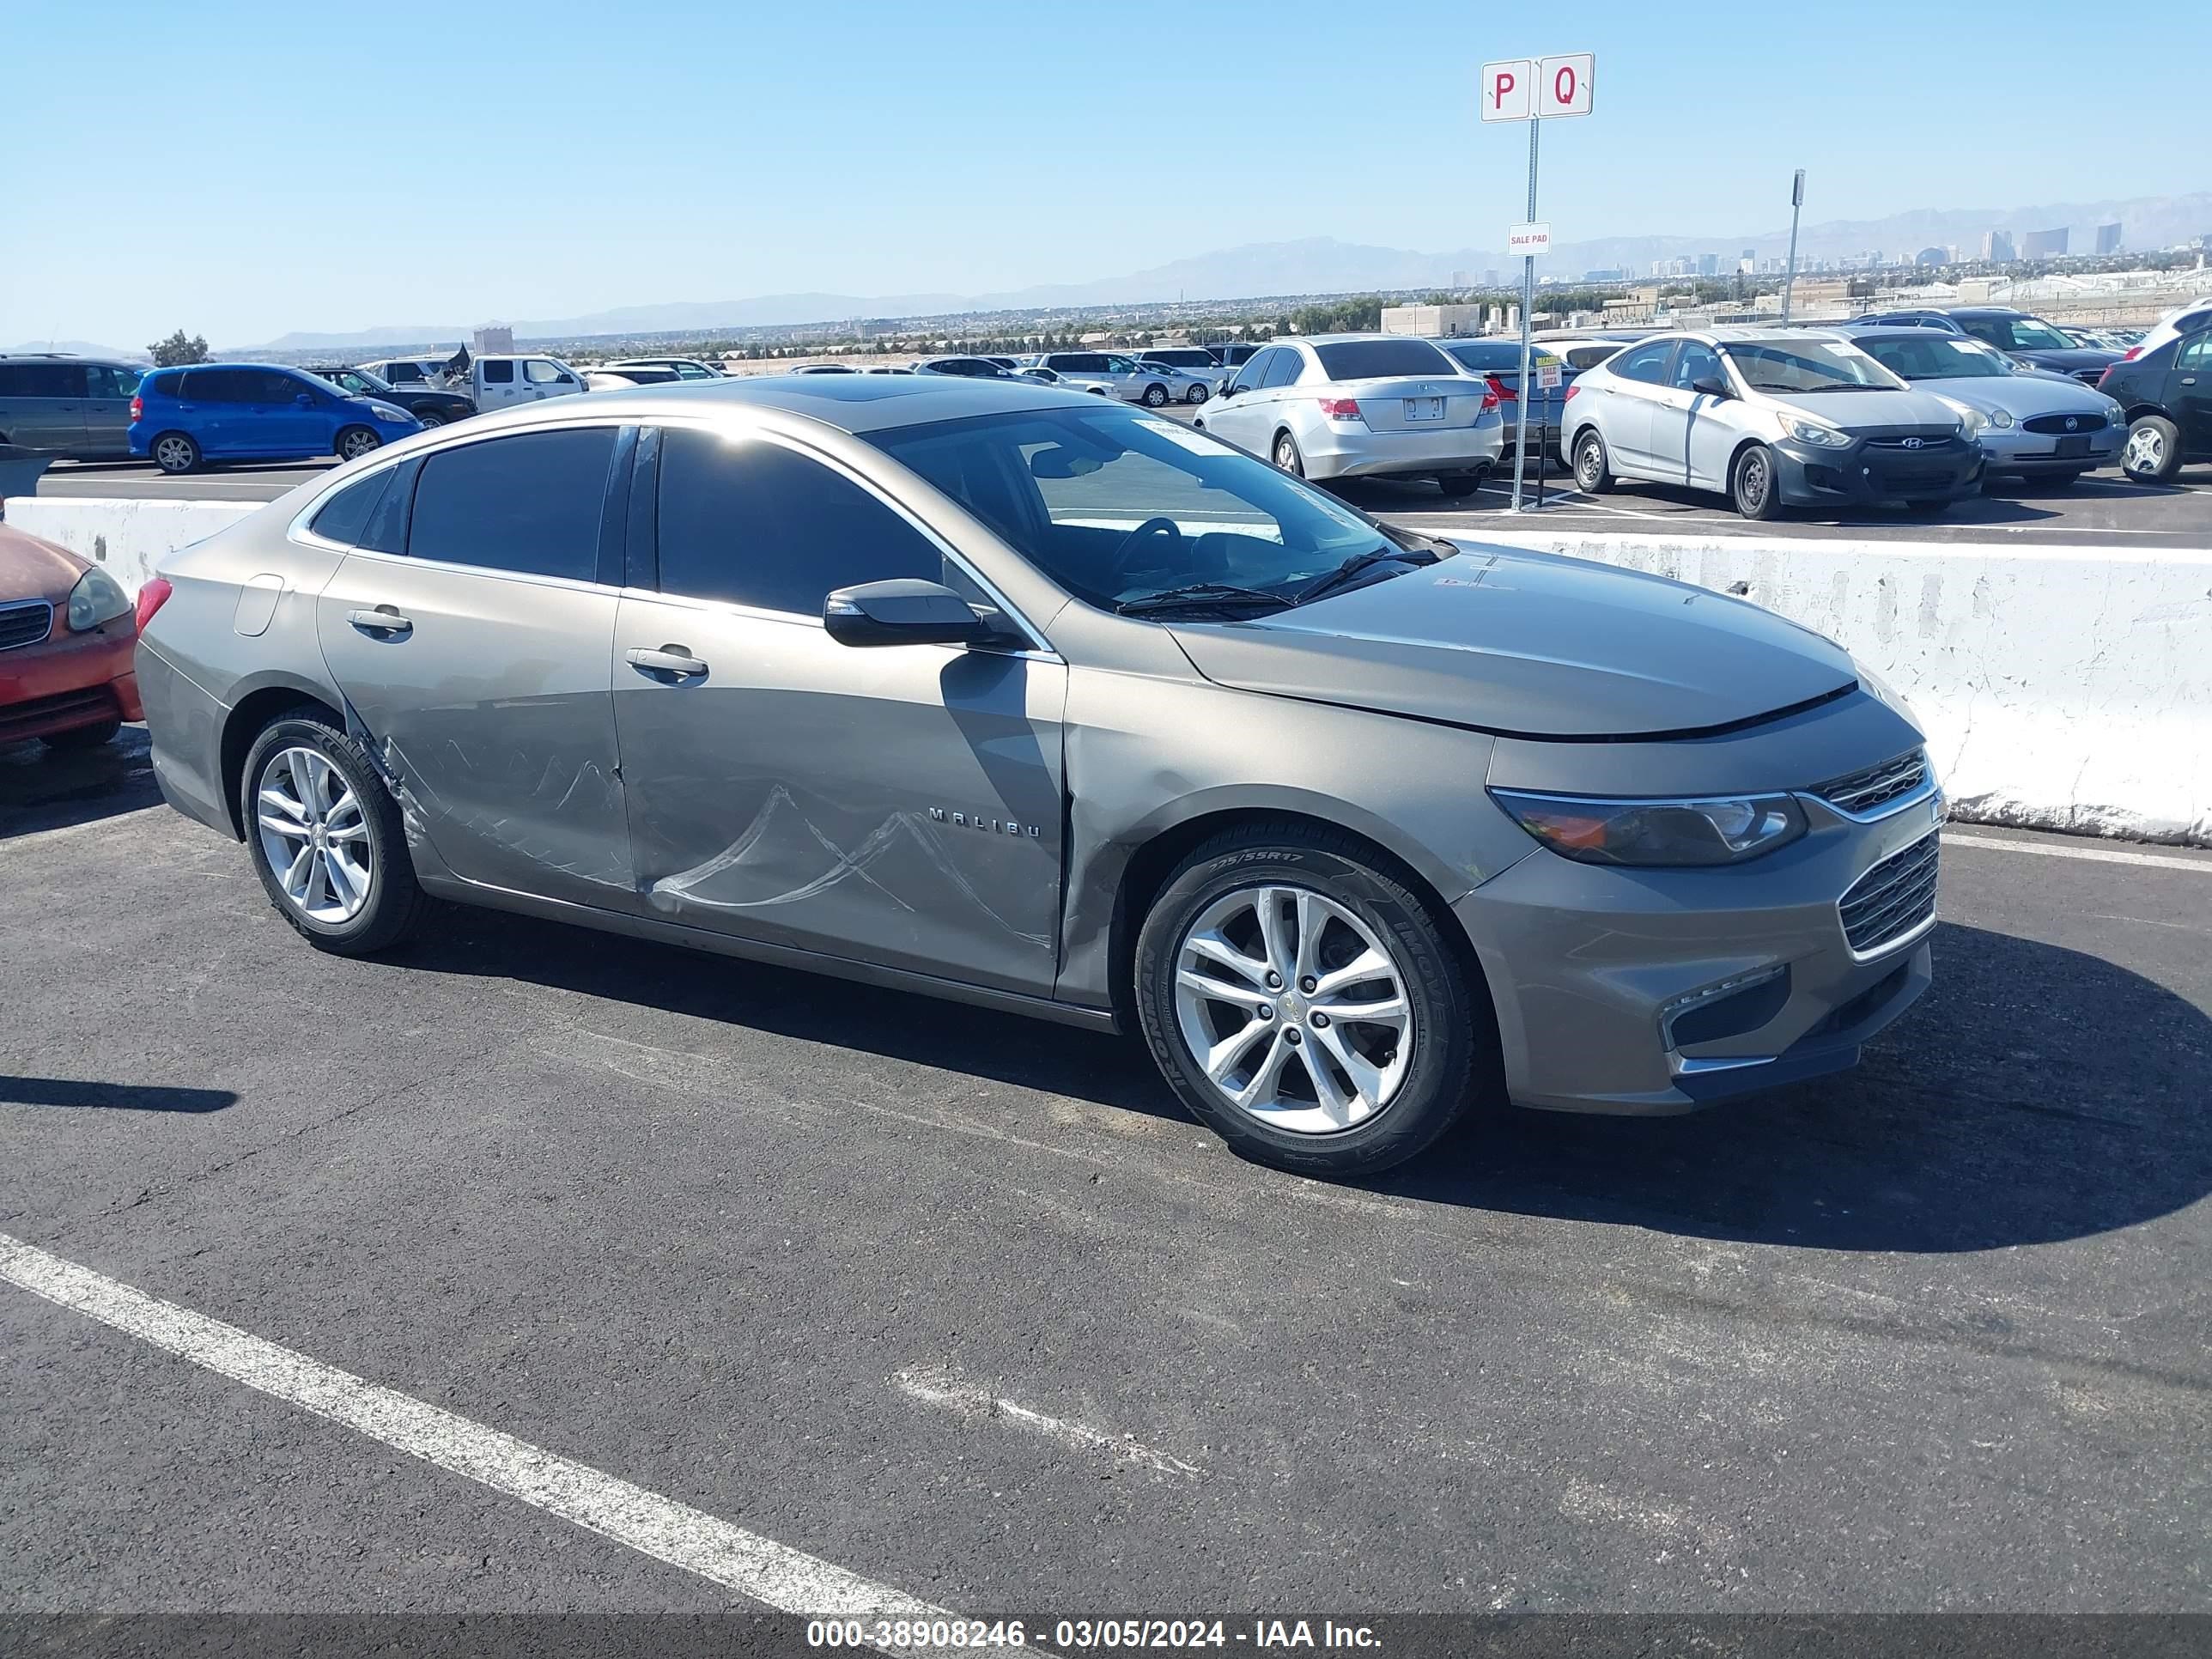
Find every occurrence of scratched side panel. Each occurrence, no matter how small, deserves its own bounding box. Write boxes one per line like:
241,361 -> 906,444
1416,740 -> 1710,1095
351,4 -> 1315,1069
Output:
612,596 -> 1066,998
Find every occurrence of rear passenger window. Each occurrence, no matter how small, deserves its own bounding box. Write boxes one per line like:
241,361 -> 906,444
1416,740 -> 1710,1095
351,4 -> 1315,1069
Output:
654,428 -> 942,617
483,361 -> 515,385
308,469 -> 394,545
1613,341 -> 1676,385
407,428 -> 617,580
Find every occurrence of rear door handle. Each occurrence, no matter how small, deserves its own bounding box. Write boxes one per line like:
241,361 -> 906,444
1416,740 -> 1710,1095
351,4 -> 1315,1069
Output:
347,606 -> 412,636
626,645 -> 708,681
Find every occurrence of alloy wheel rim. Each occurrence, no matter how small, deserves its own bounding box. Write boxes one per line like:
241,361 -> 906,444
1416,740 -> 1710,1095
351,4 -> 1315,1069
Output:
341,431 -> 378,459
2124,427 -> 2162,471
416,414 -> 443,428
255,745 -> 373,924
156,437 -> 192,469
1275,437 -> 1297,471
1173,884 -> 1414,1135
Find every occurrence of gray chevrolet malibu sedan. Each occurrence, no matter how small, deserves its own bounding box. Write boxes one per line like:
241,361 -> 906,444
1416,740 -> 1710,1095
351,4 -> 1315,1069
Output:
136,374 -> 1942,1176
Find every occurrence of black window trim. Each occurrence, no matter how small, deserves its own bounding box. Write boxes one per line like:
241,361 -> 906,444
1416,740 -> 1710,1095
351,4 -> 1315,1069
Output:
635,415 -> 1055,657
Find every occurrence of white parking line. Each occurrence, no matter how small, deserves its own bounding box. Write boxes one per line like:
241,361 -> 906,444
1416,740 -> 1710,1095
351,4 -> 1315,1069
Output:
892,1365 -> 1202,1479
1941,830 -> 2211,872
0,1231 -> 957,1637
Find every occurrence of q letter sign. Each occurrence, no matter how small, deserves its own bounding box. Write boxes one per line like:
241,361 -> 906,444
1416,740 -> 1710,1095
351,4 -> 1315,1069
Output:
1482,53 -> 1595,120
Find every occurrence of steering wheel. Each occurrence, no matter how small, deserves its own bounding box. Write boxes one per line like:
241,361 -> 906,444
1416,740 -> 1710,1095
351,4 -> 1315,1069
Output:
1109,515 -> 1185,579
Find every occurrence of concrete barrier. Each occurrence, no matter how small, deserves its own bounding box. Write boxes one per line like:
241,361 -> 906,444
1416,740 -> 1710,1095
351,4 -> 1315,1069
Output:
1,497 -> 258,597
4,498 -> 2205,844
1472,529 -> 2212,847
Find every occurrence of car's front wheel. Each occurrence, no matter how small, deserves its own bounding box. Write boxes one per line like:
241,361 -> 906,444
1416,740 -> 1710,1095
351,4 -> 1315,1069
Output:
1731,443 -> 1783,520
151,432 -> 201,475
1184,383 -> 1208,404
414,412 -> 445,428
1134,824 -> 1491,1176
335,425 -> 382,462
240,708 -> 427,955
2123,415 -> 2184,483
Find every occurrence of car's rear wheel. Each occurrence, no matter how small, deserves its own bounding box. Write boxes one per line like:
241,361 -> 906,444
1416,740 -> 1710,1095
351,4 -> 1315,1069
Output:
1272,430 -> 1304,477
240,708 -> 427,955
43,717 -> 122,750
1731,444 -> 1783,520
151,432 -> 201,475
1435,472 -> 1484,498
2123,415 -> 2183,483
1134,824 -> 1491,1176
1142,382 -> 1169,407
1184,383 -> 1208,404
335,425 -> 382,462
1572,428 -> 1613,493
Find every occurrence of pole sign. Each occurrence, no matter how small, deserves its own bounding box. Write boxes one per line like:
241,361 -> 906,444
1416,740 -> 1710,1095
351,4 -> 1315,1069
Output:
1535,360 -> 1563,391
1507,222 -> 1552,257
1536,54 -> 1594,118
1480,59 -> 1532,121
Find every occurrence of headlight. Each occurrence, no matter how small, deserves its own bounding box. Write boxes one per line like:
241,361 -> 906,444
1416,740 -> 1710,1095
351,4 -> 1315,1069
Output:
368,401 -> 414,422
1937,399 -> 1987,441
1782,417 -> 1850,449
1984,406 -> 2014,429
1489,787 -> 1808,866
66,566 -> 132,631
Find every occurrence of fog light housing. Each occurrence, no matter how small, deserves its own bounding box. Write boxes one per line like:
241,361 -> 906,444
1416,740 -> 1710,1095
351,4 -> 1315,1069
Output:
1662,964 -> 1790,1049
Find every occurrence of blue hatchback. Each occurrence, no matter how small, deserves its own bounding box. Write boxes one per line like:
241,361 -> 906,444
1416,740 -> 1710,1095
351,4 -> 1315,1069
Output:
130,362 -> 422,474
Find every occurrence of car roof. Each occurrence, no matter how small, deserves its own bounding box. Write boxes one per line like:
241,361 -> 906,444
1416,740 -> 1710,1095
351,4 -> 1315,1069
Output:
0,352 -> 145,367
457,371 -> 1106,434
146,361 -> 315,374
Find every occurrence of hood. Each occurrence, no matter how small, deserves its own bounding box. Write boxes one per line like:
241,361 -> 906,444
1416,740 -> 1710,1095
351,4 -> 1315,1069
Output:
1166,546 -> 1857,738
0,523 -> 89,604
1911,374 -> 2120,418
1758,386 -> 1960,431
2013,347 -> 2119,374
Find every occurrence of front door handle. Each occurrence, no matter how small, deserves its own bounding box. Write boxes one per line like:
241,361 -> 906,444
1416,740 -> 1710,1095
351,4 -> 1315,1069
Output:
626,645 -> 708,681
347,606 -> 412,637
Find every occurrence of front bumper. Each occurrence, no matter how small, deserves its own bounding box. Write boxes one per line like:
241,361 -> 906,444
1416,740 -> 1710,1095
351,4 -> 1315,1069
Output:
1975,423 -> 2123,474
1456,783 -> 1945,1115
0,617 -> 141,742
1773,436 -> 1982,505
1303,419 -> 1504,481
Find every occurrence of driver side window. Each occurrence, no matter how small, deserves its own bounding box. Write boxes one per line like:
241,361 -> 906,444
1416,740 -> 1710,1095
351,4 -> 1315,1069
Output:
1672,343 -> 1723,391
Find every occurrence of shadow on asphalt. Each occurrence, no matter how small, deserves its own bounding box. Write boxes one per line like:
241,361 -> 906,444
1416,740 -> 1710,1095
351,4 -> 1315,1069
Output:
0,1076 -> 240,1115
395,912 -> 2209,1252
0,727 -> 162,840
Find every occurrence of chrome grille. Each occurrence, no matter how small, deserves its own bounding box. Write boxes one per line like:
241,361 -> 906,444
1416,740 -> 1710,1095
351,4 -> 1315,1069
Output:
1839,834 -> 1940,955
0,599 -> 54,652
1814,750 -> 1929,817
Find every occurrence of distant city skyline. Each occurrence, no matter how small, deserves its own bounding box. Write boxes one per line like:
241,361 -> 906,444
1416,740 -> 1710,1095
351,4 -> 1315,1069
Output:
6,0 -> 2209,347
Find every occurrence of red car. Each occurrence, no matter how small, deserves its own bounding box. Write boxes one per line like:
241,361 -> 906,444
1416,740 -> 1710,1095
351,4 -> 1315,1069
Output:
0,521 -> 143,749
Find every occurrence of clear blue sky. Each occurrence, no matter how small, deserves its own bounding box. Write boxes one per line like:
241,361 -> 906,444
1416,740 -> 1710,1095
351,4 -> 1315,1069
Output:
6,0 -> 2206,349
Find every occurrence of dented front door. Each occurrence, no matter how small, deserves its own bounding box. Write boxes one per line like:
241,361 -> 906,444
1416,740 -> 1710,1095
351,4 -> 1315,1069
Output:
610,595 -> 1066,998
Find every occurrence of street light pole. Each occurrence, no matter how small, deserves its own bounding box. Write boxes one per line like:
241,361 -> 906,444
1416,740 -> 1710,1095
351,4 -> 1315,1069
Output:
1781,168 -> 1805,322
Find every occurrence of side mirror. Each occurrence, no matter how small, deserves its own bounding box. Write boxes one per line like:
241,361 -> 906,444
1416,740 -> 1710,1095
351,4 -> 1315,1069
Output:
1690,376 -> 1731,399
295,392 -> 316,407
1217,383 -> 1241,398
823,579 -> 986,648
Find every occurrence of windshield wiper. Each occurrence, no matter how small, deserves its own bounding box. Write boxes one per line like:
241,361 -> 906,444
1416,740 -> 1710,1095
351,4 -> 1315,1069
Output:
1292,544 -> 1437,607
1115,582 -> 1296,616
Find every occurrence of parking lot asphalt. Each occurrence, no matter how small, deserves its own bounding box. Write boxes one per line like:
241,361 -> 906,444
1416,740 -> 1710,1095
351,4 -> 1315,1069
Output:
3,729 -> 2208,1620
21,439 -> 2211,549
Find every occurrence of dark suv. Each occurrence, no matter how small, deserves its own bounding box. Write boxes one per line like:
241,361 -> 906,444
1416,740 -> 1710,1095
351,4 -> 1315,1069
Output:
307,367 -> 474,428
2099,323 -> 2212,483
0,355 -> 144,459
1850,308 -> 2118,386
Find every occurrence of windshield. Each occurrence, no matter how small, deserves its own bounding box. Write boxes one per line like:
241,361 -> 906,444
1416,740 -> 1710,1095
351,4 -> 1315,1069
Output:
1962,317 -> 2076,352
1856,335 -> 2011,381
867,404 -> 1395,611
1313,339 -> 1455,380
1718,338 -> 1905,392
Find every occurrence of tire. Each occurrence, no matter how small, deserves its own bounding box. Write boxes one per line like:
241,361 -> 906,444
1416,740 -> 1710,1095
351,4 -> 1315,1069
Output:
2122,415 -> 2184,483
151,432 -> 201,475
1133,823 -> 1492,1176
1435,472 -> 1484,498
1571,428 -> 1613,494
43,716 -> 122,750
1730,444 -> 1783,520
1142,382 -> 1169,408
334,425 -> 382,463
1272,430 -> 1304,477
239,707 -> 428,956
1184,383 -> 1209,404
414,412 -> 445,428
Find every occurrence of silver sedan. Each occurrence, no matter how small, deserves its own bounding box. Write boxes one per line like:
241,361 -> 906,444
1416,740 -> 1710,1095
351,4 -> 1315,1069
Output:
1192,334 -> 1504,495
1849,330 -> 2128,483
